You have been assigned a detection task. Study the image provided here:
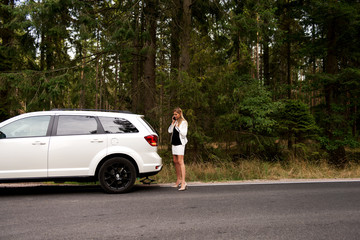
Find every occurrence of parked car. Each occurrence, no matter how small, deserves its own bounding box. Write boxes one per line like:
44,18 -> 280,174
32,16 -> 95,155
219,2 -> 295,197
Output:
0,110 -> 162,193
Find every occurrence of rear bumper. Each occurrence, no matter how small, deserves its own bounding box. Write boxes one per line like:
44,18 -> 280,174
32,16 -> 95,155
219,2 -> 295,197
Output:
138,167 -> 162,178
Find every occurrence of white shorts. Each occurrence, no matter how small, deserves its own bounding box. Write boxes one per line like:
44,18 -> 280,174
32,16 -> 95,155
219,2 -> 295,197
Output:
172,145 -> 185,155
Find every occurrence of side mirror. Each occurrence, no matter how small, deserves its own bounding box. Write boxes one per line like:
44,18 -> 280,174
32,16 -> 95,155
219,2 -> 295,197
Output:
0,131 -> 6,139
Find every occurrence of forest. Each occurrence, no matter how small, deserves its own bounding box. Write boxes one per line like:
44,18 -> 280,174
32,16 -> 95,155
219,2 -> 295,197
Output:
0,0 -> 359,166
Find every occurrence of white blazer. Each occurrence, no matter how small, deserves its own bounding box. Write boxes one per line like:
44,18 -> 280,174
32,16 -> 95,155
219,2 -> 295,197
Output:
168,120 -> 188,145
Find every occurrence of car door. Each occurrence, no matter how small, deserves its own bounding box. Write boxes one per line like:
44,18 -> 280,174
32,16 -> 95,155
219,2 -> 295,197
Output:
47,115 -> 107,177
0,115 -> 51,179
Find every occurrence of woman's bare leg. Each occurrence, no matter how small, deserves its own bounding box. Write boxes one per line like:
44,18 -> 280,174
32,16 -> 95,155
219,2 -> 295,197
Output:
173,155 -> 182,185
178,155 -> 186,189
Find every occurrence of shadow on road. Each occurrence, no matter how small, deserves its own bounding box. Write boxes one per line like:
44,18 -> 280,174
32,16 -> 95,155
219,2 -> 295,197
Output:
0,183 -> 163,196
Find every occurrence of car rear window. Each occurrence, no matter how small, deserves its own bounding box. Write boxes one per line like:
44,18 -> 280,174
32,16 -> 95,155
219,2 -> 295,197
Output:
141,116 -> 157,134
99,117 -> 139,133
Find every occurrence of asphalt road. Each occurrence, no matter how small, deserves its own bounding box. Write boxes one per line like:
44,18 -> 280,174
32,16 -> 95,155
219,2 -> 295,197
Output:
1,181 -> 360,240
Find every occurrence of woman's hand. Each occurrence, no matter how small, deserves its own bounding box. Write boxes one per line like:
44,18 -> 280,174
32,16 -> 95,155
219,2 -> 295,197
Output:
172,112 -> 180,126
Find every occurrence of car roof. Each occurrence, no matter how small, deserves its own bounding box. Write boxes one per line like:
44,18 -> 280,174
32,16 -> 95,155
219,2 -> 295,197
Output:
50,109 -> 140,116
0,110 -> 143,126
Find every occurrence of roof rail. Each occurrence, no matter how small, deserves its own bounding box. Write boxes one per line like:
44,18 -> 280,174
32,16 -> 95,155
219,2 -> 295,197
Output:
51,108 -> 133,114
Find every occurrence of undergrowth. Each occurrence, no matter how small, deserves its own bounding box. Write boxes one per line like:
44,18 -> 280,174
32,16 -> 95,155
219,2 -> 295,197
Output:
153,150 -> 360,184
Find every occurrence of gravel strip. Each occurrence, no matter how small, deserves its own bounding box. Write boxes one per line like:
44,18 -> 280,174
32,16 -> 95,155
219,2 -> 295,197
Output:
1,178 -> 360,188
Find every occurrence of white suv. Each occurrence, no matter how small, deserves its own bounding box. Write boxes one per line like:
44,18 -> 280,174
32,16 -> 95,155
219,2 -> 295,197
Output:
0,110 -> 162,193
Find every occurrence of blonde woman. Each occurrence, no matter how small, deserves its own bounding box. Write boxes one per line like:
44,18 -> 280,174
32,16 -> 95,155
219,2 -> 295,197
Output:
168,107 -> 188,191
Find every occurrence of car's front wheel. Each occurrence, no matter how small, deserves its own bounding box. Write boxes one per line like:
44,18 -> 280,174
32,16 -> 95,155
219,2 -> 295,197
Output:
98,157 -> 136,193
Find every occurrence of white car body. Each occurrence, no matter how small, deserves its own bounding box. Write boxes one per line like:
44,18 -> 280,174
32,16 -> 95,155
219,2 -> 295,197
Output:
0,110 -> 162,193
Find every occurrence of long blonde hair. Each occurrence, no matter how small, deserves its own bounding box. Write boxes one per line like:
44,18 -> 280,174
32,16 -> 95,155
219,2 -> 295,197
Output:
174,107 -> 186,126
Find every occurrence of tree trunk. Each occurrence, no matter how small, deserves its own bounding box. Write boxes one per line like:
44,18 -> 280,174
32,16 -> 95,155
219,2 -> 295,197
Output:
0,0 -> 14,120
95,34 -> 100,109
263,39 -> 270,87
132,2 -> 142,113
255,13 -> 260,80
286,16 -> 292,100
325,5 -> 346,166
115,54 -> 119,109
353,105 -> 357,137
170,0 -> 181,74
80,45 -> 86,109
142,0 -> 158,120
40,32 -> 45,71
179,0 -> 191,75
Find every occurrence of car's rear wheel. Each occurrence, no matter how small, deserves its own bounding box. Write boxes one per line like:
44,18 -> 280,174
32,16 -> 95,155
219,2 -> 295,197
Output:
98,157 -> 136,193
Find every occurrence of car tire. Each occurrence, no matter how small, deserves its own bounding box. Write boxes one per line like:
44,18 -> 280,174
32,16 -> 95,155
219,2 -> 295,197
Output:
98,157 -> 136,194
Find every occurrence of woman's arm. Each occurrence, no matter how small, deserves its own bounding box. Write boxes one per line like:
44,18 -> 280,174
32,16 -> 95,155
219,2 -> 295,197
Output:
177,121 -> 188,139
168,122 -> 175,133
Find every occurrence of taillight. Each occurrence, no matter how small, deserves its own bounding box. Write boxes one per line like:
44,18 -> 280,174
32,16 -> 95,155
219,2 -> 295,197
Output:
144,135 -> 158,147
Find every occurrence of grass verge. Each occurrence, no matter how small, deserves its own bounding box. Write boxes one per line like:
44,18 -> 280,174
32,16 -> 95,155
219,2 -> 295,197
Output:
152,158 -> 360,184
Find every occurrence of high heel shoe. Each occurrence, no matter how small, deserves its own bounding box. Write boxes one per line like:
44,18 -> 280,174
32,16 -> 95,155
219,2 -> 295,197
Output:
178,183 -> 188,191
172,183 -> 181,188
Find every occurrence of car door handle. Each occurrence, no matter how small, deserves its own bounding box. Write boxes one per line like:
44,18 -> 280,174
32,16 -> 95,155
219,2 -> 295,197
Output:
91,139 -> 104,143
32,141 -> 46,145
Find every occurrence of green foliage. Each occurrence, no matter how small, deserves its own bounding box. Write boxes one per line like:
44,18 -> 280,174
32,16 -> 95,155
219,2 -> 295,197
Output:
310,70 -> 360,146
214,76 -> 284,161
306,69 -> 360,166
218,77 -> 282,136
0,0 -> 359,164
276,99 -> 319,147
234,82 -> 281,135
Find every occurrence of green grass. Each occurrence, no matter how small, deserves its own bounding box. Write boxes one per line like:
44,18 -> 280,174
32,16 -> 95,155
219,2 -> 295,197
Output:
50,149 -> 360,186
152,157 -> 360,184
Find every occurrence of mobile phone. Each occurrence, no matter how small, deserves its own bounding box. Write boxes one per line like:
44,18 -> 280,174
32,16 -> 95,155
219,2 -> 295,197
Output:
172,116 -> 176,121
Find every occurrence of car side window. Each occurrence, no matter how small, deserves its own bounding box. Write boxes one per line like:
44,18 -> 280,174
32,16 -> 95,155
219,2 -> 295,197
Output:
0,116 -> 51,139
99,117 -> 139,133
56,115 -> 98,135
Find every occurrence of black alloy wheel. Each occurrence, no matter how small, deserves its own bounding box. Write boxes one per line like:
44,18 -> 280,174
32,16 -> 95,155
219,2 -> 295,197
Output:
99,157 -> 136,193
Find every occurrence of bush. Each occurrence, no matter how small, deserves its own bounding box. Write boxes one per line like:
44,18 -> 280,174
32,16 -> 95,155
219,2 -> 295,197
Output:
275,99 -> 319,151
